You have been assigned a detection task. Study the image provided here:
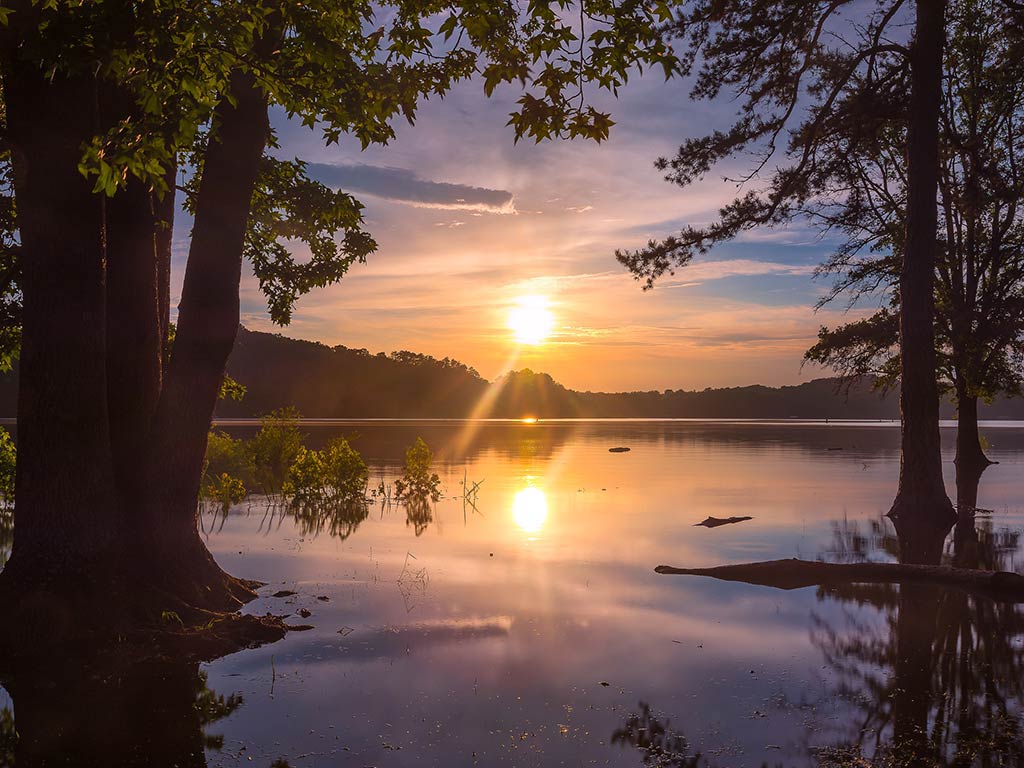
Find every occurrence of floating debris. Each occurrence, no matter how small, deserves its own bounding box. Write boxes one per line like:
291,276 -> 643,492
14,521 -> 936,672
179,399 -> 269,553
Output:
693,516 -> 753,528
272,590 -> 297,598
608,446 -> 631,453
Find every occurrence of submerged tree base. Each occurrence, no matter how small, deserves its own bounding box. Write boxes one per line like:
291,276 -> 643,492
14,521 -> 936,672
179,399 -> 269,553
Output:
655,558 -> 1024,601
0,563 -> 290,666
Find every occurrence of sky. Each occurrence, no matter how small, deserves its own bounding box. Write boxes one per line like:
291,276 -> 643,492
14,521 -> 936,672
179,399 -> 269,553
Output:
173,59 -> 881,394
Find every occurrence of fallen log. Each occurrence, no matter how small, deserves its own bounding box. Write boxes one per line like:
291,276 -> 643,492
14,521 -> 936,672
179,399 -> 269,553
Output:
655,558 -> 1024,601
693,516 -> 752,528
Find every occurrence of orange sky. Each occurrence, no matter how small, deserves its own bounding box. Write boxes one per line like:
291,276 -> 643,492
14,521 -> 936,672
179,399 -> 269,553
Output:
173,70 -> 876,393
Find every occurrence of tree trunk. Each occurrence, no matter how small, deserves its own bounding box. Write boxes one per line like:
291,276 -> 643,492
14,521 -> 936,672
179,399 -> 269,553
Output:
141,67 -> 272,607
0,59 -> 119,583
157,164 -> 176,373
105,171 -> 163,503
952,458 -> 987,569
954,391 -> 991,472
889,0 -> 956,564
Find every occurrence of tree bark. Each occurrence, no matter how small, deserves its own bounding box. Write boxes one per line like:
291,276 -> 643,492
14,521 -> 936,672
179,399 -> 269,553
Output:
141,67 -> 272,606
0,58 -> 119,582
105,171 -> 163,503
889,0 -> 956,563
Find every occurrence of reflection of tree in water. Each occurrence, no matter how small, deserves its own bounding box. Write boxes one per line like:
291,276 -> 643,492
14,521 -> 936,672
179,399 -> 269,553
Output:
404,495 -> 433,537
611,703 -> 788,768
0,656 -> 242,767
811,478 -> 1024,766
611,702 -> 703,768
289,497 -> 370,542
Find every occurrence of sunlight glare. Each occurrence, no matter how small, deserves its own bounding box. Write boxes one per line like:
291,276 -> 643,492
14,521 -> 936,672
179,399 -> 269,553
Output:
512,486 -> 548,533
508,295 -> 555,345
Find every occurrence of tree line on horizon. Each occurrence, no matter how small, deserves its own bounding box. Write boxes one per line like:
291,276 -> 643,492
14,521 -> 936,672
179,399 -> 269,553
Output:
5,325 -> 1022,420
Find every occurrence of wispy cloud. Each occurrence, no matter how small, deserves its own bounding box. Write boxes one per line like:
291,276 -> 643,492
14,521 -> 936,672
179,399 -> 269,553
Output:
306,162 -> 516,214
662,259 -> 816,286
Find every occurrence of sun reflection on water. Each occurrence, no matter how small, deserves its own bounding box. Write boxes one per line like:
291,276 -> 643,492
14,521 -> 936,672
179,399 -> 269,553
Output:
512,486 -> 548,534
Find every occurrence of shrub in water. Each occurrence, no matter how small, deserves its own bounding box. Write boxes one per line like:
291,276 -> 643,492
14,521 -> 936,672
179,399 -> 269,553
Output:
284,437 -> 368,505
203,430 -> 253,486
250,407 -> 304,495
204,472 -> 246,513
395,437 -> 442,502
322,438 -> 369,501
285,438 -> 370,540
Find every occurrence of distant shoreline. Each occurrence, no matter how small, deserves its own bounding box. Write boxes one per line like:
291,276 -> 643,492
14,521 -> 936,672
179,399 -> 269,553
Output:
3,416 -> 1018,428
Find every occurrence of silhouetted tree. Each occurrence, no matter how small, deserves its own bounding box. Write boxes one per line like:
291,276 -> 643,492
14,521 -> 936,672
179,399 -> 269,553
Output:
805,0 -> 1024,473
615,0 -> 1024,560
0,0 -> 681,635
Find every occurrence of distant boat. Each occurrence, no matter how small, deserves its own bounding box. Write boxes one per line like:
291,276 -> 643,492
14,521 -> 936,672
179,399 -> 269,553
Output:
608,446 -> 631,453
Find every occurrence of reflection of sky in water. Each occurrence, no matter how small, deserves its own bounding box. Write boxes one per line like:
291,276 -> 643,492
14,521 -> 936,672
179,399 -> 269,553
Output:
205,422 -> 1024,766
6,421 -> 1024,766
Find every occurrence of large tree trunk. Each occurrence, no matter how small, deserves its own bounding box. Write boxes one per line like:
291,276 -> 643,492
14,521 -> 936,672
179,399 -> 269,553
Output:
140,67 -> 272,608
105,171 -> 163,503
889,0 -> 956,564
0,58 -> 119,583
954,390 -> 991,472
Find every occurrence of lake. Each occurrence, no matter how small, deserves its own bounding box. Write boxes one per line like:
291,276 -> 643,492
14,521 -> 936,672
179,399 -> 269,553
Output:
3,419 -> 1024,767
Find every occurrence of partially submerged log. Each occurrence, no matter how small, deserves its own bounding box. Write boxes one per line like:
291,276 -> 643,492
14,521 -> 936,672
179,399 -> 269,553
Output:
693,516 -> 752,528
655,558 -> 1024,601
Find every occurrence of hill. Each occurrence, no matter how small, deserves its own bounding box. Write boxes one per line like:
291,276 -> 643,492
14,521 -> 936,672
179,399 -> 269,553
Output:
1,326 -> 1023,419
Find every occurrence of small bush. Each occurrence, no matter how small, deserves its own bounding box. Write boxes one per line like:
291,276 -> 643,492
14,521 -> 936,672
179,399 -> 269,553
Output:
203,430 -> 252,485
250,407 -> 304,495
203,472 -> 246,512
322,438 -> 369,501
284,437 -> 368,504
394,437 -> 442,502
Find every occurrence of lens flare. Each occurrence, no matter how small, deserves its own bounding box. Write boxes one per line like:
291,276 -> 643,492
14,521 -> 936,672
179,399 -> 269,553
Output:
512,486 -> 548,533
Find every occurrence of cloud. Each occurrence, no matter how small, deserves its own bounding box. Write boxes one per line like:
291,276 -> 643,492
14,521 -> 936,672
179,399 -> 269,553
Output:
661,259 -> 816,286
306,162 -> 516,214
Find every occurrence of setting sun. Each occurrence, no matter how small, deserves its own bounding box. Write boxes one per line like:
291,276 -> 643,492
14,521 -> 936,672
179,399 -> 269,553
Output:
508,295 -> 555,345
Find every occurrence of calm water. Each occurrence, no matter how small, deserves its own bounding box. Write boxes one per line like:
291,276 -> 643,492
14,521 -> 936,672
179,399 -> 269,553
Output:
4,420 -> 1024,766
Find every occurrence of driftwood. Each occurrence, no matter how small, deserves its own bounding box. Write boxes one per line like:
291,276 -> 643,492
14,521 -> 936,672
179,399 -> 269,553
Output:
693,516 -> 752,528
655,558 -> 1024,601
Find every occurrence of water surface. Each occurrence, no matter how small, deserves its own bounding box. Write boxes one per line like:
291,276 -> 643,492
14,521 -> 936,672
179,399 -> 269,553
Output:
3,420 -> 1024,766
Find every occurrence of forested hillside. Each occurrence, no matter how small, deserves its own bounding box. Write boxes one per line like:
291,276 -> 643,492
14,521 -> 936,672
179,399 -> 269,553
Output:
2,326 -> 1023,419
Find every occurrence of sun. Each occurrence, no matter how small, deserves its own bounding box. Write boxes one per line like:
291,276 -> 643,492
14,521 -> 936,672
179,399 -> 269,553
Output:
507,295 -> 555,345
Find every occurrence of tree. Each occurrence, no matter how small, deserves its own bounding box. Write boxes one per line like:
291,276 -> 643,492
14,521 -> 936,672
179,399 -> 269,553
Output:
805,0 -> 1024,475
0,0 -> 681,640
613,0 -> 1024,561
